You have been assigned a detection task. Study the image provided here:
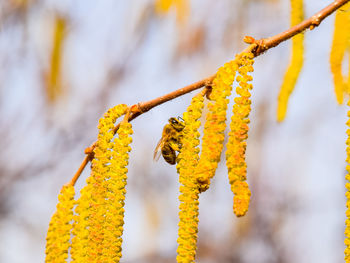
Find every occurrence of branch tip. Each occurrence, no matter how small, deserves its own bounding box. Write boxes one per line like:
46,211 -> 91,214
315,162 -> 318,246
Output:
84,145 -> 94,155
252,39 -> 267,56
243,36 -> 256,44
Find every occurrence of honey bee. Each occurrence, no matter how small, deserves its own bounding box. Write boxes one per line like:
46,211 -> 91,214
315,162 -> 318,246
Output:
153,117 -> 185,165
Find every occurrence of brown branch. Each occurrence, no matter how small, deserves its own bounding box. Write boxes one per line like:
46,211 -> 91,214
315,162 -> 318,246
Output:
70,0 -> 349,185
69,155 -> 91,186
254,0 -> 350,55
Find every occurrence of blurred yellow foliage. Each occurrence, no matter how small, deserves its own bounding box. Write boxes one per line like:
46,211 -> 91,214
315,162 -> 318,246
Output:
10,0 -> 30,8
330,2 -> 350,104
277,0 -> 304,121
46,16 -> 66,103
155,0 -> 189,24
345,100 -> 350,262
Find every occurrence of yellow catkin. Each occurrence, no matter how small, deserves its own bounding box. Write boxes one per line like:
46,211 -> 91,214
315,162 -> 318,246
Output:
45,184 -> 75,263
330,2 -> 350,104
345,100 -> 350,262
176,92 -> 205,263
277,0 -> 304,121
194,57 -> 239,192
101,120 -> 133,263
47,16 -> 66,103
71,104 -> 128,263
226,52 -> 254,217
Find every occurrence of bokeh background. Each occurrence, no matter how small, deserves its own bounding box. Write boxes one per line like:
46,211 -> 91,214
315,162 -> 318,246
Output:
0,0 -> 348,262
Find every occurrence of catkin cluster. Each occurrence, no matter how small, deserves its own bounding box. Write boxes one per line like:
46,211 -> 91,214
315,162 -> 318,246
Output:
45,104 -> 133,263
226,53 -> 254,217
175,52 -> 255,262
45,50 -> 256,263
330,2 -> 350,104
277,0 -> 304,122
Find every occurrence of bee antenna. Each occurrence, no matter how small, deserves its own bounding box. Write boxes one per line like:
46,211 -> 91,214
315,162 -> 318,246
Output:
178,116 -> 184,121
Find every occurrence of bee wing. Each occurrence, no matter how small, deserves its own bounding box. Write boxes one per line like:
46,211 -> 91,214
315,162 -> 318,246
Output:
153,137 -> 165,161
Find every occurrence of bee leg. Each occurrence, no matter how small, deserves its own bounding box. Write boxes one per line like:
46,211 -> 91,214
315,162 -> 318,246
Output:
169,140 -> 181,152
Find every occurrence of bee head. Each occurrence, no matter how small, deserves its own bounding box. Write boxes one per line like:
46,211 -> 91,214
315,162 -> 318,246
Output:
168,117 -> 185,131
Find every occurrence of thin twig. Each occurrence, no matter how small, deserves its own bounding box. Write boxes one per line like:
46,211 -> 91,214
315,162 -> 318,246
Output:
69,155 -> 92,186
70,0 -> 350,185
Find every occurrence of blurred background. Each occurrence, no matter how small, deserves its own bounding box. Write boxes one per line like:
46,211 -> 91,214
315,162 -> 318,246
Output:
0,0 -> 347,262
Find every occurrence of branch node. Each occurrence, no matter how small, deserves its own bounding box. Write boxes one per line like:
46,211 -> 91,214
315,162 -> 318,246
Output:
130,103 -> 143,114
310,14 -> 322,30
204,78 -> 212,87
84,142 -> 96,161
254,39 -> 268,56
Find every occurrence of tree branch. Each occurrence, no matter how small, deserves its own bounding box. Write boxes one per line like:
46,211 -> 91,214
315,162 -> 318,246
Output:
70,0 -> 350,185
